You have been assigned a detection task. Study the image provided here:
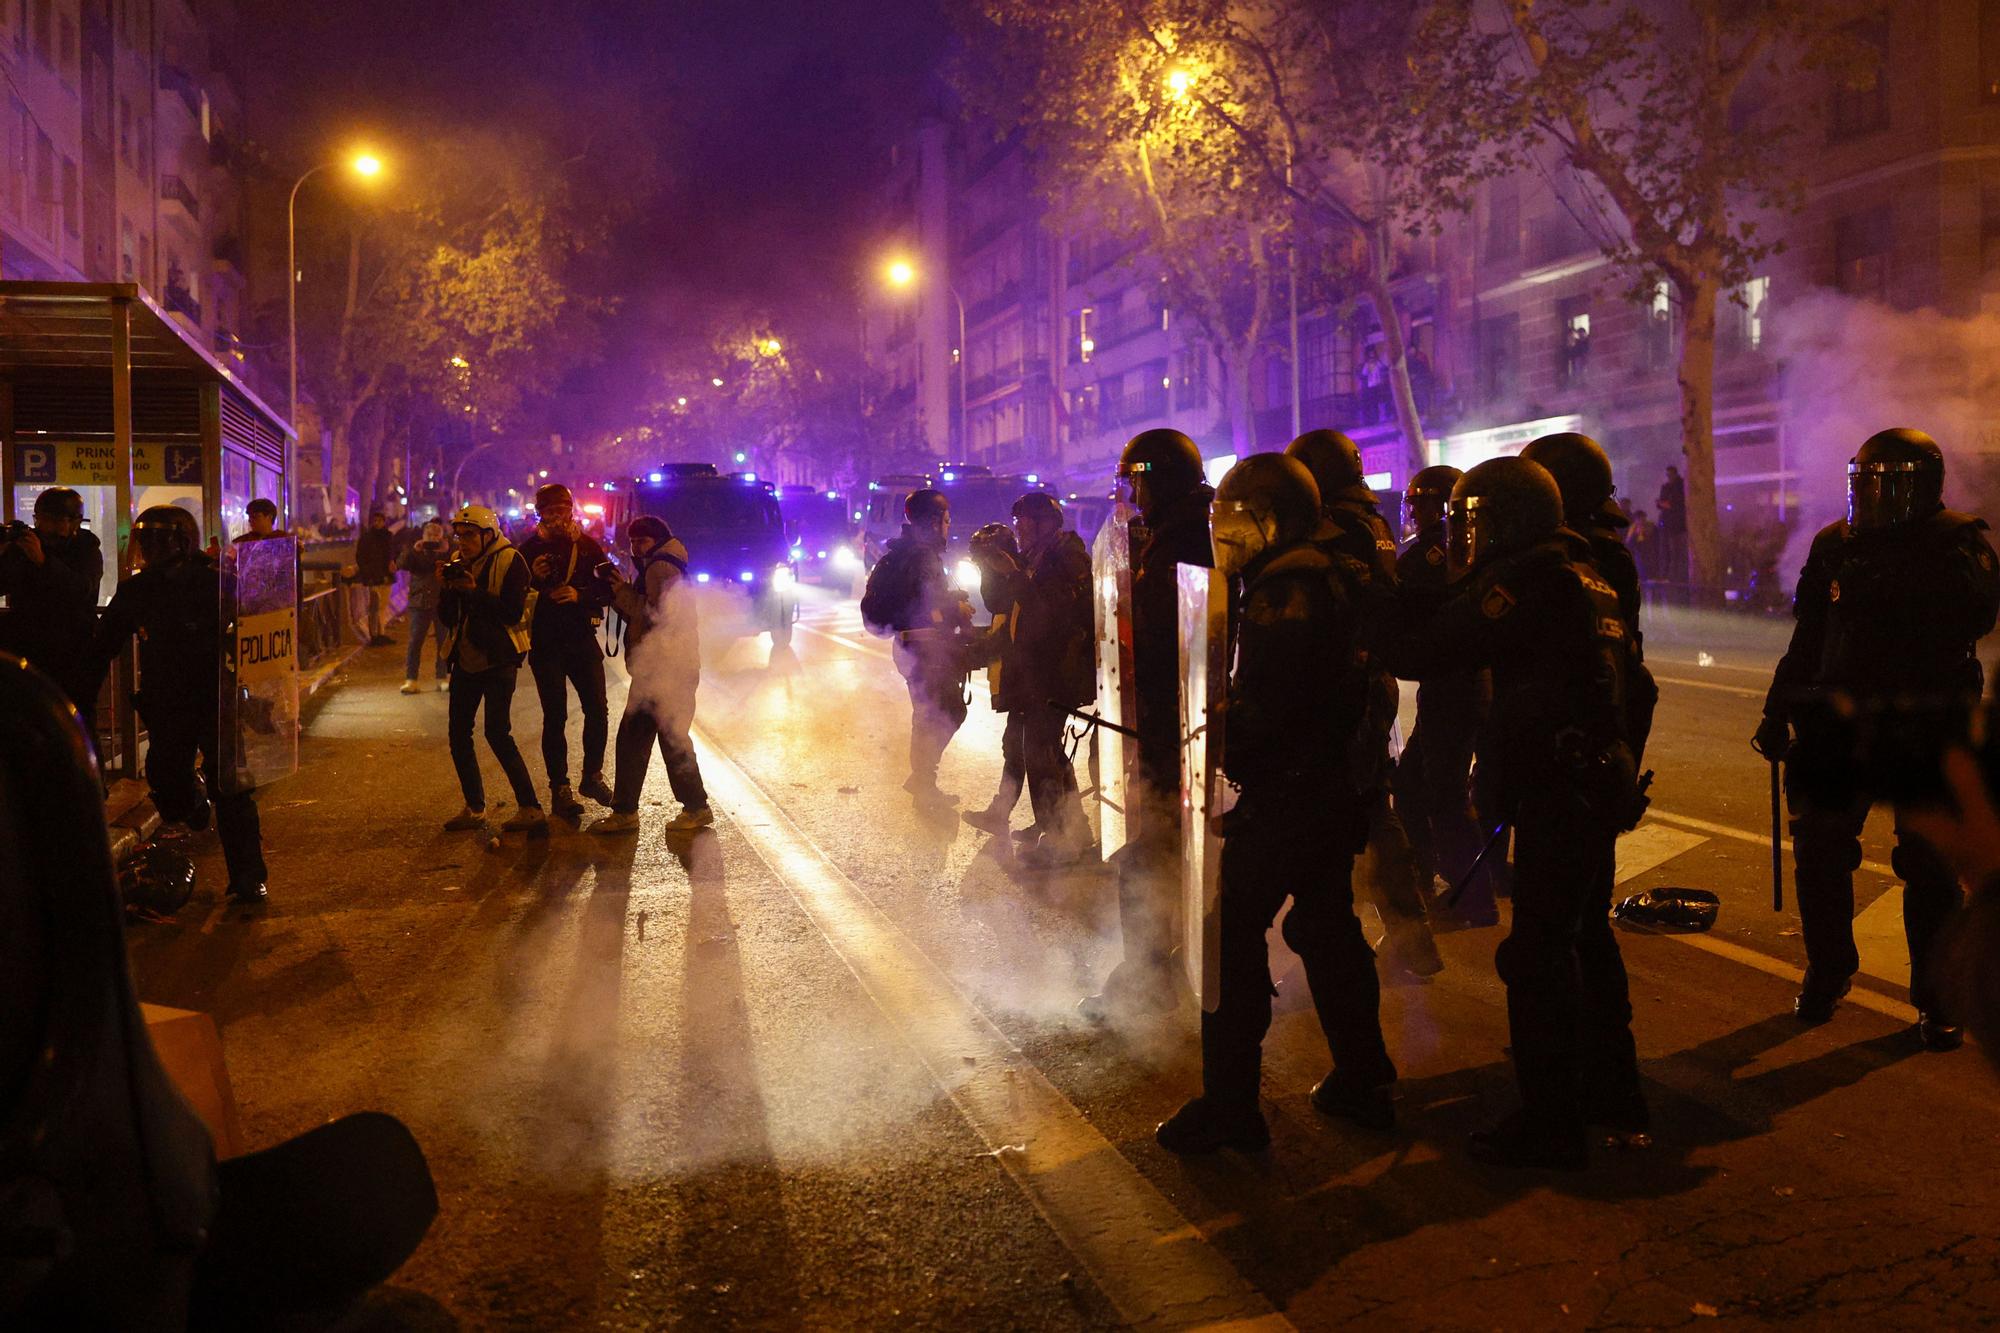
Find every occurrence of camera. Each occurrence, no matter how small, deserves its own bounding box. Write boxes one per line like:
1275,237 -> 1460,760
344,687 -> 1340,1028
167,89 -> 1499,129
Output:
2,519 -> 28,543
1789,689 -> 2000,809
593,559 -> 620,581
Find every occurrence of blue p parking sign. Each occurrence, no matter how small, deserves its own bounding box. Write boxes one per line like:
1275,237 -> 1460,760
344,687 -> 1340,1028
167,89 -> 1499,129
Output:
13,444 -> 55,483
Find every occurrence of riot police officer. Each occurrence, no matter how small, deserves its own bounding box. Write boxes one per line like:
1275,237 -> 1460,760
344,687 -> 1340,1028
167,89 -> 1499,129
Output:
1756,429 -> 2000,1047
1383,457 -> 1645,1169
0,486 -> 104,740
1286,429 -> 1442,977
94,506 -> 268,904
1518,431 -> 1659,762
1156,454 -> 1396,1154
859,488 -> 972,809
1392,465 -> 1497,926
1082,429 -> 1213,1020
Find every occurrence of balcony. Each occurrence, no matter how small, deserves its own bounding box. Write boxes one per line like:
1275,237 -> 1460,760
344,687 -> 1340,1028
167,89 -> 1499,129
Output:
159,65 -> 203,121
965,281 -> 1022,328
163,281 -> 201,326
161,174 -> 200,222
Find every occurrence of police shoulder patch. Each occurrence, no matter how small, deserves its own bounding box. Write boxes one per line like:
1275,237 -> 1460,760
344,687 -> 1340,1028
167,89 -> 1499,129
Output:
1480,585 -> 1517,620
1828,579 -> 1841,603
1578,570 -> 1615,599
1425,546 -> 1445,566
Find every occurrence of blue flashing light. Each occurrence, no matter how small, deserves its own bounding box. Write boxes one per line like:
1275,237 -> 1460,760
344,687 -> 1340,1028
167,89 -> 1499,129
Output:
825,490 -> 839,499
789,545 -> 804,559
743,471 -> 757,482
1026,473 -> 1039,484
695,572 -> 711,584
734,451 -> 747,464
506,507 -> 522,519
852,510 -> 862,520
603,482 -> 616,491
942,470 -> 956,482
738,570 -> 756,583
816,549 -> 827,559
648,471 -> 664,483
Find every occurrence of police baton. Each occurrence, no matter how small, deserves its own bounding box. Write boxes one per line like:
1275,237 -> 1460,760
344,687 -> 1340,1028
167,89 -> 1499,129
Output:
1056,703 -> 1140,740
1768,758 -> 1784,912
1441,820 -> 1510,913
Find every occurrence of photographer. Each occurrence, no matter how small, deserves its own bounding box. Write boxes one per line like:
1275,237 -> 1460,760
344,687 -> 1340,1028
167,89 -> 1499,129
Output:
1757,429 -> 2000,1047
518,483 -> 614,821
398,521 -> 450,694
438,505 -> 545,835
588,515 -> 711,835
0,487 -> 104,739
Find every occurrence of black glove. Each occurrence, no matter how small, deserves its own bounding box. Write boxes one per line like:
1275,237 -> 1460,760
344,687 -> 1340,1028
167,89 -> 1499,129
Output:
1753,714 -> 1790,763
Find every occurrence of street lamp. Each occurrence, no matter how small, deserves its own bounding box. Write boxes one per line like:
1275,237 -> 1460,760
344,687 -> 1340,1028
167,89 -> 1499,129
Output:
288,150 -> 387,428
882,256 -> 968,459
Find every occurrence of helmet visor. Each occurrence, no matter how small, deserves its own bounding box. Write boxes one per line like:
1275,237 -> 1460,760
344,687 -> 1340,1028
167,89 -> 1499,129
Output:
1210,498 -> 1272,580
1402,487 -> 1449,542
1445,496 -> 1487,580
1847,460 -> 1926,531
134,519 -> 190,566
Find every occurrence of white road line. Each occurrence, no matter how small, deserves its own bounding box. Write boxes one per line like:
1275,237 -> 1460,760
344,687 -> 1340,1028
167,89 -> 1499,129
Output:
1649,673 -> 1767,699
794,620 -> 888,656
1647,807 -> 1897,879
1667,932 -> 1917,1025
696,729 -> 1290,1332
1615,824 -> 1709,882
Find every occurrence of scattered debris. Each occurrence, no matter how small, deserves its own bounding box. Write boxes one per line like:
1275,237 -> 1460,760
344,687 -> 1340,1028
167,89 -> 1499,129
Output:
1774,1186 -> 1795,1197
1613,886 -> 1720,931
837,785 -> 860,795
974,1143 -> 1026,1159
1696,651 -> 1716,668
1692,1302 -> 1719,1318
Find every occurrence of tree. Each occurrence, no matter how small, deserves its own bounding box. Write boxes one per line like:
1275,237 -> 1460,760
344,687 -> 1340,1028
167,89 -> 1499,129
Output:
956,4 -> 1289,455
1427,0 -> 1862,588
963,1 -> 1494,471
296,126 -> 634,508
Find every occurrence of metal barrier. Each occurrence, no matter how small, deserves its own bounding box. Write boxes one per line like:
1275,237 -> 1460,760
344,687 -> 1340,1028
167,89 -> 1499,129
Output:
299,586 -> 346,671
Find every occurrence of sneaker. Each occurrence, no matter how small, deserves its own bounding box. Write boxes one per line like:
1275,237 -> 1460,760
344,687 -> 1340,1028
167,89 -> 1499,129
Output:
550,784 -> 585,822
399,679 -> 422,695
588,811 -> 641,836
663,805 -> 715,833
435,680 -> 449,692
961,805 -> 1012,836
579,772 -> 614,806
443,807 -> 487,832
501,806 -> 548,835
225,880 -> 269,906
1309,1074 -> 1395,1132
1155,1096 -> 1270,1155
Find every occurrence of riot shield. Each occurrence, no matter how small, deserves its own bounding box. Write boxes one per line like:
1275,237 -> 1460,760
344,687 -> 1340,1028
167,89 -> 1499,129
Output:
1090,503 -> 1138,859
221,535 -> 300,794
1177,563 -> 1232,1013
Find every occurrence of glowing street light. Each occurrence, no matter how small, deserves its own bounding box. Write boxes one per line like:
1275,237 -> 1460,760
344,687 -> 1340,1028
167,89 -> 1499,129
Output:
1165,67 -> 1193,100
711,376 -> 724,388
676,396 -> 688,407
288,148 -> 389,476
759,337 -> 783,356
448,354 -> 469,369
880,255 -> 968,457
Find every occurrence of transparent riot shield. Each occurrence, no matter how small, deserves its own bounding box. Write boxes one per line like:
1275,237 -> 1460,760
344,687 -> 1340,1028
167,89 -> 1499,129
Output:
221,535 -> 300,794
1090,503 -> 1138,860
1177,563 -> 1232,1013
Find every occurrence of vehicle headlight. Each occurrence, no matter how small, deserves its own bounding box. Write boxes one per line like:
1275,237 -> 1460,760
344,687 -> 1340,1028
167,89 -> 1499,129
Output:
832,544 -> 861,571
953,558 -> 980,591
771,565 -> 794,590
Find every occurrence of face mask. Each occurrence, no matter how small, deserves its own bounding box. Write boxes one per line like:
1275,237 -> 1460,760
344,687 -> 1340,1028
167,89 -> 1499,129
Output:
1210,499 -> 1273,580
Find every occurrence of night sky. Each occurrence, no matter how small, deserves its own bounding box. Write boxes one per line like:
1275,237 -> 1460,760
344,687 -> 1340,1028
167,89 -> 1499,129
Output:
239,0 -> 949,422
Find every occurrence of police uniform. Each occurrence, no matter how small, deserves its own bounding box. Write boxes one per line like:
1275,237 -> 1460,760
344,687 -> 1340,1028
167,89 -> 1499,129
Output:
1204,541 -> 1395,1113
1393,519 -> 1495,918
860,527 -> 971,792
1388,531 -> 1645,1148
1766,509 -> 2000,1021
1314,485 -> 1441,963
95,551 -> 267,895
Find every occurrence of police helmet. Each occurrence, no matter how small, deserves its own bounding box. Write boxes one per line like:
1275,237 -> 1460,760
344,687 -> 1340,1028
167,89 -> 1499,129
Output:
1116,429 -> 1204,515
1518,432 -> 1614,527
1446,457 -> 1563,578
904,488 -> 949,526
1211,452 -> 1321,580
533,482 -> 574,514
1848,428 -> 1945,532
32,487 -> 84,523
1401,465 -> 1462,540
1284,429 -> 1365,503
132,505 -> 198,567
1288,428 -> 1368,506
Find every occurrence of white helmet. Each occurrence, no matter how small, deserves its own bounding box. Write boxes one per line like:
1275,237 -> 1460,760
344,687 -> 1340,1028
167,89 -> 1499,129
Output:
452,503 -> 500,535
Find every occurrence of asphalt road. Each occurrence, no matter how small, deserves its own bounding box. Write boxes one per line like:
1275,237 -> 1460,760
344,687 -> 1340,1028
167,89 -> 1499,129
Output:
125,585 -> 2000,1330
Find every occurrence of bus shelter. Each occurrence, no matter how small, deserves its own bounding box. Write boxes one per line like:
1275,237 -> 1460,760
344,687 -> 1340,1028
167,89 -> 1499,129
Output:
0,281 -> 299,786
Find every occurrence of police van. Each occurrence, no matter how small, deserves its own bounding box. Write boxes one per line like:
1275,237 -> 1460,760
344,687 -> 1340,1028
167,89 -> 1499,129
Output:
776,485 -> 863,591
602,463 -> 797,645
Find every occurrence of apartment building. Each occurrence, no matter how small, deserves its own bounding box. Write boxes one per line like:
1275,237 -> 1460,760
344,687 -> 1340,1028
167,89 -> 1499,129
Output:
1,0 -> 252,361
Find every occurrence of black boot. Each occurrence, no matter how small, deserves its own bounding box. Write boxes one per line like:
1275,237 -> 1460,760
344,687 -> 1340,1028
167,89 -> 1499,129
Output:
1309,1073 -> 1395,1132
1155,1096 -> 1270,1155
1793,970 -> 1851,1024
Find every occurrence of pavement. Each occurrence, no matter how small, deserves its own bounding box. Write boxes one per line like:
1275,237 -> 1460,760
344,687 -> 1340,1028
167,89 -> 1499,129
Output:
123,586 -> 2000,1330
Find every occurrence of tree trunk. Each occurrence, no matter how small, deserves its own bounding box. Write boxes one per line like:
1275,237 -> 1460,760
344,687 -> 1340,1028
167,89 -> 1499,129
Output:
1363,223 -> 1428,479
1219,342 -> 1254,456
1676,275 -> 1723,594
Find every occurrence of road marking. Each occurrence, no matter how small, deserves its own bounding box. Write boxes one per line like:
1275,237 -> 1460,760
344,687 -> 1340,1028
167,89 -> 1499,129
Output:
1647,807 -> 1896,879
1663,931 -> 1918,1026
1649,672 -> 1766,699
794,619 -> 889,657
1851,887 -> 1911,988
1615,823 -> 1710,882
697,729 -> 1290,1331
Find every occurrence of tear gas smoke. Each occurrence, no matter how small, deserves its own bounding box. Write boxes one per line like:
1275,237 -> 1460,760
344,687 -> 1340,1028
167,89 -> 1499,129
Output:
1776,291 -> 2000,562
